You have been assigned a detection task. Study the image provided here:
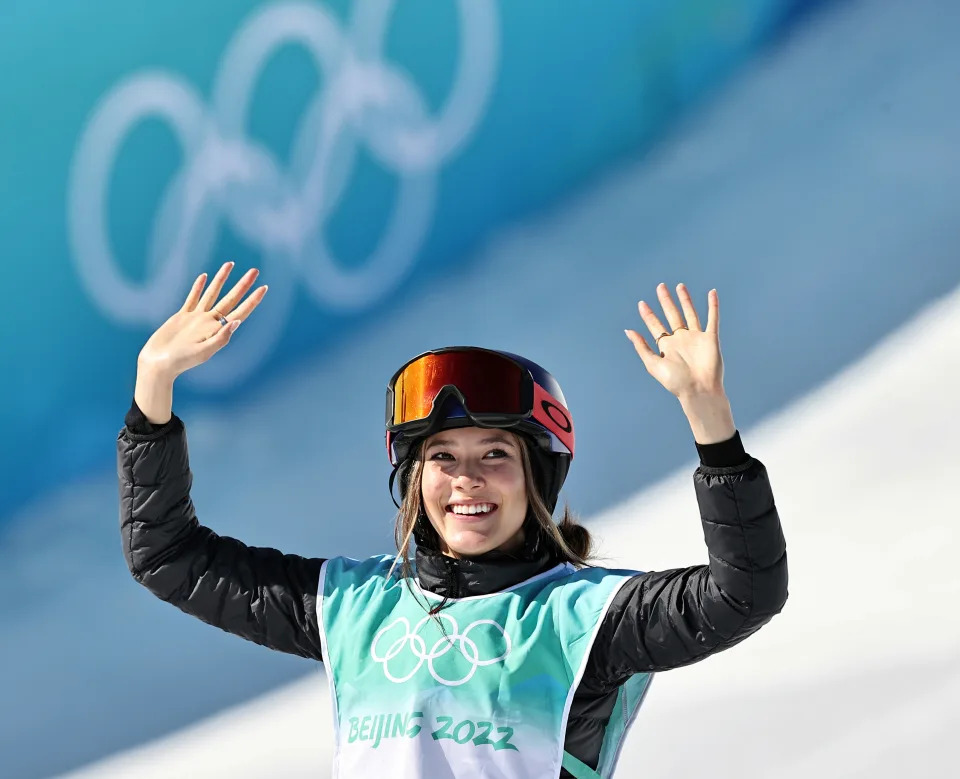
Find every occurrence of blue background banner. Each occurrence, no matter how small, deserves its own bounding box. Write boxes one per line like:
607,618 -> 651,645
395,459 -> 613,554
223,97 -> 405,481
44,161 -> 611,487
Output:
2,0 -> 820,525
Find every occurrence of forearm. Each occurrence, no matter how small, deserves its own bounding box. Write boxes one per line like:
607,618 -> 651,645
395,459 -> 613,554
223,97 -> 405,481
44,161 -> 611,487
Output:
679,391 -> 736,445
639,456 -> 788,668
693,457 -> 788,633
117,413 -> 325,660
588,453 -> 787,679
133,362 -> 175,425
118,415 -> 195,583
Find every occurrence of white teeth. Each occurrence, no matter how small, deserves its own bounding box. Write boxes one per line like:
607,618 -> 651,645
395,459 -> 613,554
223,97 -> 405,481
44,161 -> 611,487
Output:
450,503 -> 495,515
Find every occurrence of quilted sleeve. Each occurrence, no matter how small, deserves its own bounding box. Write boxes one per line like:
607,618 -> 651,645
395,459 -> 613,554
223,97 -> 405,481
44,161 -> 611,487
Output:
117,411 -> 325,660
588,454 -> 788,681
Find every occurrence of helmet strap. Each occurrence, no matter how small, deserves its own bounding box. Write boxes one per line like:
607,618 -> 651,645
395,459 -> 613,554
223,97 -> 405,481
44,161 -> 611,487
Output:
388,462 -> 403,509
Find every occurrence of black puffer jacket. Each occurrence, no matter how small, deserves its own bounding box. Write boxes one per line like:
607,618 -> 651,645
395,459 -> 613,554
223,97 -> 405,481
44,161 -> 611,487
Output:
118,400 -> 788,776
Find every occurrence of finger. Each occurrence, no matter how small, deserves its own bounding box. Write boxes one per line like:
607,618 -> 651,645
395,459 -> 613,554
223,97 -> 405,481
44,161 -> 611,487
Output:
199,261 -> 235,311
655,282 -> 685,331
195,318 -> 241,361
200,284 -> 266,340
624,329 -> 661,368
229,284 -> 269,322
182,273 -> 208,312
676,283 -> 702,331
212,267 -> 260,317
199,312 -> 230,341
637,300 -> 670,346
705,288 -> 720,335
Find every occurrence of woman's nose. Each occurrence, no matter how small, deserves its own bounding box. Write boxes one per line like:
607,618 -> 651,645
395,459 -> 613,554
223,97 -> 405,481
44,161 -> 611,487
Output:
451,465 -> 484,489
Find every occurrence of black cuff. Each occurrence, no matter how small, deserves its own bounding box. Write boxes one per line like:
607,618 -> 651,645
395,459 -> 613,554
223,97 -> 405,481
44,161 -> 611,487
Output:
125,397 -> 177,436
695,429 -> 749,468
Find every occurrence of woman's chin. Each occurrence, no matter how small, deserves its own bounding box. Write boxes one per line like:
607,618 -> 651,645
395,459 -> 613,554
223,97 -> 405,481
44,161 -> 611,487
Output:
446,535 -> 496,557
444,528 -> 523,558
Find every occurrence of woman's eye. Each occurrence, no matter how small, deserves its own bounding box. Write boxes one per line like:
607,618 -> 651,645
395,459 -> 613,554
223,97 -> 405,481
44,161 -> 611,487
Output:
429,449 -> 508,461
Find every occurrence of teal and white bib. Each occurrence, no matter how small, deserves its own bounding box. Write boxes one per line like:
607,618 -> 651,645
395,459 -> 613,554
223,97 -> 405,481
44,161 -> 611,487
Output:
318,555 -> 653,778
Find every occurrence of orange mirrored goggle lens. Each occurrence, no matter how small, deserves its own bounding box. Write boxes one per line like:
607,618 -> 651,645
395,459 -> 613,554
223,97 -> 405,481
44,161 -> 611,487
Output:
391,351 -> 526,426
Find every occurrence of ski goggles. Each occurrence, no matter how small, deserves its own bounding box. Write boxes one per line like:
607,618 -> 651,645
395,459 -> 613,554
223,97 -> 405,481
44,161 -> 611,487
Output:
385,347 -> 575,466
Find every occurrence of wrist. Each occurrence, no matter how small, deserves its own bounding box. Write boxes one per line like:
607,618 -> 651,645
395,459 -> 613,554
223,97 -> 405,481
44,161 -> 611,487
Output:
136,355 -> 178,384
696,430 -> 748,467
134,363 -> 177,426
678,391 -> 736,445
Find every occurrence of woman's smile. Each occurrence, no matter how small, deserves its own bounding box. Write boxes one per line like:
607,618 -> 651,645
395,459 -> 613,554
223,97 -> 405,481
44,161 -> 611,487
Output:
420,427 -> 527,556
445,501 -> 499,521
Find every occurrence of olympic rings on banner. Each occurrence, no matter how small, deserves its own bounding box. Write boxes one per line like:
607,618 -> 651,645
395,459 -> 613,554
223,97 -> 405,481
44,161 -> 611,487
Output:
67,0 -> 499,387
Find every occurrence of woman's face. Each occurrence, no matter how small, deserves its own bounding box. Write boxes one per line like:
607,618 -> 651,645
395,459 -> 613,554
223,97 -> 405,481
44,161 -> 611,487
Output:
420,426 -> 528,558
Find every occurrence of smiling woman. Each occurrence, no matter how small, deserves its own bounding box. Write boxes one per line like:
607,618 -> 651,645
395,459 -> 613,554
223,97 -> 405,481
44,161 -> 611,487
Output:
120,269 -> 787,779
422,428 -> 529,556
393,426 -> 593,579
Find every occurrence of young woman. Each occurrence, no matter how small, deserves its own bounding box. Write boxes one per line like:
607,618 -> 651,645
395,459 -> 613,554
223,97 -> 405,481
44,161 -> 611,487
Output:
119,262 -> 788,778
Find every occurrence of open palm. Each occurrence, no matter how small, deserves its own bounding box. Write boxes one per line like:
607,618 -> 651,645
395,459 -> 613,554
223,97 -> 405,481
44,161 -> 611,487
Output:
138,262 -> 268,380
625,283 -> 724,400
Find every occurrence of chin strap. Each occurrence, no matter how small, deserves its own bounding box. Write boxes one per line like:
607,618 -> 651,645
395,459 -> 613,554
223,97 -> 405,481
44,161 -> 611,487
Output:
388,462 -> 403,509
388,460 -> 434,551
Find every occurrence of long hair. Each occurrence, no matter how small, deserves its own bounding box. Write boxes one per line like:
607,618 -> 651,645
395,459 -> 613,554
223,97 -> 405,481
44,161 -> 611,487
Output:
389,432 -> 593,587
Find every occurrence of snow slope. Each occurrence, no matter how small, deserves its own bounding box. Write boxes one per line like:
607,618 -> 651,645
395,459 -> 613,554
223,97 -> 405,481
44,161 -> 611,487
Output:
63,258 -> 960,778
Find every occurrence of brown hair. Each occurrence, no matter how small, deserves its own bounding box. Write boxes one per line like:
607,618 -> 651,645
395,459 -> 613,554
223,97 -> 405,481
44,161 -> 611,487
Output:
388,431 -> 593,584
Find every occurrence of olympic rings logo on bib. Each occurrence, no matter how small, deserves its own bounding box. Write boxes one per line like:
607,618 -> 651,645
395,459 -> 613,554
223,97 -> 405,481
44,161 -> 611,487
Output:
370,614 -> 511,686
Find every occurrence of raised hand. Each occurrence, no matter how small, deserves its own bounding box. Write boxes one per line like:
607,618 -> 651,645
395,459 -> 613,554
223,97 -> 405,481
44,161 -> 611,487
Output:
137,262 -> 267,381
625,283 -> 734,444
624,283 -> 723,401
133,263 -> 267,425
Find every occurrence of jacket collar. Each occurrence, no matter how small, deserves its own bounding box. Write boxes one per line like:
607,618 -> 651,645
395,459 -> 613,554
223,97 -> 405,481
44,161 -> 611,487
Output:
414,531 -> 558,598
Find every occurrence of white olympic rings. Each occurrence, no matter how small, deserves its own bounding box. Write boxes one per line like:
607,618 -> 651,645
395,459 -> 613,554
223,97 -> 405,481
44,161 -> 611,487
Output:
370,614 -> 511,686
67,0 -> 499,388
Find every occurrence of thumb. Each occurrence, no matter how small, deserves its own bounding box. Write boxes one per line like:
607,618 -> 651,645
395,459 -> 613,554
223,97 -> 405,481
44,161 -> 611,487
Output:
625,329 -> 660,368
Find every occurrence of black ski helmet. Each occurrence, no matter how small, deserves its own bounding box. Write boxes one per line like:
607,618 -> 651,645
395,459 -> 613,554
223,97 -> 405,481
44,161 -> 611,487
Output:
386,347 -> 574,515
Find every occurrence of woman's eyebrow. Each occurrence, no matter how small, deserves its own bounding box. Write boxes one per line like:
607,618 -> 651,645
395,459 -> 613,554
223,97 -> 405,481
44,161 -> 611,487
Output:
427,435 -> 516,448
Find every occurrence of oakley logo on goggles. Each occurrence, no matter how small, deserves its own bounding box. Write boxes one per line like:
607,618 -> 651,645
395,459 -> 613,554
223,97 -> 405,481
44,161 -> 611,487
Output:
385,347 -> 574,466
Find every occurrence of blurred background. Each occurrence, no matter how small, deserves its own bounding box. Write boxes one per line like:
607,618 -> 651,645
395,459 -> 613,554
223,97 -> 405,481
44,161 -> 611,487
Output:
2,0 -> 958,776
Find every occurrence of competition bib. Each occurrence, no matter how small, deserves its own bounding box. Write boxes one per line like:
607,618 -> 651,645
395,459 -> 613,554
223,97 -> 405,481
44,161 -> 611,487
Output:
318,555 -> 653,778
